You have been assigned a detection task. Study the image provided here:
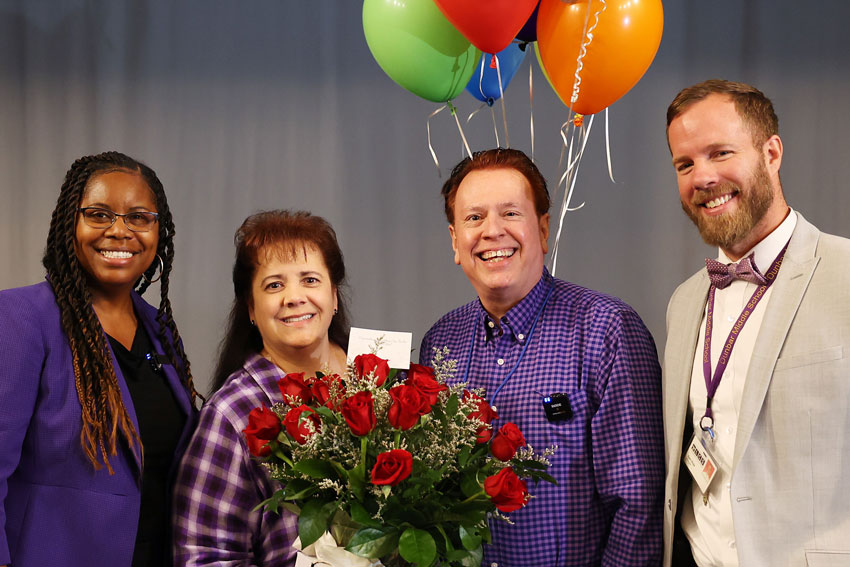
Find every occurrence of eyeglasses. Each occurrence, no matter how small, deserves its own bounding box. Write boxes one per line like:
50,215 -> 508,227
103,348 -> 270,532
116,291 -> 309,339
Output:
78,207 -> 159,232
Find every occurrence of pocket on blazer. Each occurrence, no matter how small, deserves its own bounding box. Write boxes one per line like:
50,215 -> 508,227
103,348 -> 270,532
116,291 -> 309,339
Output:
774,345 -> 843,371
804,550 -> 850,567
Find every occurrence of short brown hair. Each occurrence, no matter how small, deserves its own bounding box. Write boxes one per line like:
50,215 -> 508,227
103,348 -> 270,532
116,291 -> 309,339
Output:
441,148 -> 550,224
666,79 -> 779,148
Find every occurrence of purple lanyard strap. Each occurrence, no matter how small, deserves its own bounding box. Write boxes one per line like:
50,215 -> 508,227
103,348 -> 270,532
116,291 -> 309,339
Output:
700,243 -> 789,435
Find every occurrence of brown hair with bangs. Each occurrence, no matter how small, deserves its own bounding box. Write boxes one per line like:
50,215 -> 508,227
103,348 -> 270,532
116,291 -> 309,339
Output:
210,210 -> 350,392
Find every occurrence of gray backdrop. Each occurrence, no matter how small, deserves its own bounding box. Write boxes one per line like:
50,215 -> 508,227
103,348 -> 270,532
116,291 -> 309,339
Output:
2,1 -> 848,395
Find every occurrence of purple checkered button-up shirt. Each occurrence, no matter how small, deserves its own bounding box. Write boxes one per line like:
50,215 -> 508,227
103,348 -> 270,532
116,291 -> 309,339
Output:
172,353 -> 297,566
419,269 -> 664,567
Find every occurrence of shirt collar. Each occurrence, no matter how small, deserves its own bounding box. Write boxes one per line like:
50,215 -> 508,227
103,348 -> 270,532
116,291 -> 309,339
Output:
476,267 -> 553,342
717,208 -> 797,271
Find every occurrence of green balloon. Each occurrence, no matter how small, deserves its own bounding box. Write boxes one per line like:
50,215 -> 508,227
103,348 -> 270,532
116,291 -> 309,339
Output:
363,0 -> 482,103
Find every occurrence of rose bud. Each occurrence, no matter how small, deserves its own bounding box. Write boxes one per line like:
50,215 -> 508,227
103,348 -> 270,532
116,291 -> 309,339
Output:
243,404 -> 281,456
371,449 -> 413,486
406,363 -> 448,405
278,372 -> 312,406
282,405 -> 321,445
354,353 -> 390,386
463,391 -> 499,443
490,423 -> 527,461
309,373 -> 345,410
341,391 -> 377,436
387,384 -> 431,431
463,391 -> 499,424
484,467 -> 530,513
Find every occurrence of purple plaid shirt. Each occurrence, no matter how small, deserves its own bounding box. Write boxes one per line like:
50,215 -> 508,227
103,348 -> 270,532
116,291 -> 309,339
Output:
420,269 -> 664,567
172,353 -> 297,566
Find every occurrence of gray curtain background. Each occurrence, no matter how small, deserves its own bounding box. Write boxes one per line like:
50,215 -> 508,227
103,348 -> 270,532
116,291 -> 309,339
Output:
2,1 -> 848,395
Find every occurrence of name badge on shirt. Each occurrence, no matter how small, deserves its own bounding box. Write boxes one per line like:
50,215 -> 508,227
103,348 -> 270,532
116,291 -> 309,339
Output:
683,432 -> 718,495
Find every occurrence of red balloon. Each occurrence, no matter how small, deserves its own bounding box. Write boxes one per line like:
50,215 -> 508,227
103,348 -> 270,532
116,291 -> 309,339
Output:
537,0 -> 664,115
434,0 -> 539,54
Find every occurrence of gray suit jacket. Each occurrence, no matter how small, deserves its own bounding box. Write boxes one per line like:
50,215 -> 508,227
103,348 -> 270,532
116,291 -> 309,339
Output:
662,212 -> 850,567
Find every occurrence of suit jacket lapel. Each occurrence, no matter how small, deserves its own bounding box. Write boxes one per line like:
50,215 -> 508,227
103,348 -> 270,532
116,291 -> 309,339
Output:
732,213 -> 820,469
665,270 -> 711,450
132,293 -> 194,418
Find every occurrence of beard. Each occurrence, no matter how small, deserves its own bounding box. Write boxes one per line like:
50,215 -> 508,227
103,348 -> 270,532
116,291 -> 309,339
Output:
681,160 -> 774,251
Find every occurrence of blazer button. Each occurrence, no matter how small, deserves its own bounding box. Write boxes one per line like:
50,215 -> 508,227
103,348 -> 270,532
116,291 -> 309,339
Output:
667,498 -> 672,510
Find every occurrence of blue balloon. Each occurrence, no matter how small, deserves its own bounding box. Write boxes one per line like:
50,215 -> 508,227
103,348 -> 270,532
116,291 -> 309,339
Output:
464,42 -> 527,105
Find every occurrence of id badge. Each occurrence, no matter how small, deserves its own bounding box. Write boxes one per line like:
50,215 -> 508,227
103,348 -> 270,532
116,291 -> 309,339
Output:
683,431 -> 718,495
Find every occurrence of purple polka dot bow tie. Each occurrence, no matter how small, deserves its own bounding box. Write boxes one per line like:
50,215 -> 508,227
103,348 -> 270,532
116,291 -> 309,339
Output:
704,254 -> 768,289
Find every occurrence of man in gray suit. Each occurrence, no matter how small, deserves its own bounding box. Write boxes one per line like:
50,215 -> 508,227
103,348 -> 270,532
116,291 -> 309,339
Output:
662,79 -> 850,567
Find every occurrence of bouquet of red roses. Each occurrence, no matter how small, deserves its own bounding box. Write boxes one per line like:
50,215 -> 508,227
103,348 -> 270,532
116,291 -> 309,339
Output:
243,347 -> 555,567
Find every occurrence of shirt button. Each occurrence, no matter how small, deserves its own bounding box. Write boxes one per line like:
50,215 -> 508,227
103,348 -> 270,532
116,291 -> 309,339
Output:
497,358 -> 505,366
728,540 -> 736,548
727,315 -> 735,322
517,333 -> 525,341
488,321 -> 495,328
726,426 -> 733,434
726,483 -> 731,490
491,563 -> 499,567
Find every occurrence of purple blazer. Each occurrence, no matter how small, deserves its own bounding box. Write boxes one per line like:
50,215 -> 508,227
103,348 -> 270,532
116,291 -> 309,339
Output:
0,281 -> 197,567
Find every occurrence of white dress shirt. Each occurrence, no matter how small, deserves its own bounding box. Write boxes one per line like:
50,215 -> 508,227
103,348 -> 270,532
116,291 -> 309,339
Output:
681,210 -> 797,567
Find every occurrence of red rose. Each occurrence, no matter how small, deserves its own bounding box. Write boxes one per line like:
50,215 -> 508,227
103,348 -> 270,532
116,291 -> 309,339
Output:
387,384 -> 431,431
278,372 -> 312,406
406,363 -> 448,405
484,467 -> 529,512
490,423 -> 527,461
245,433 -> 272,457
243,404 -> 281,457
463,391 -> 499,443
371,449 -> 413,486
354,353 -> 390,386
309,373 -> 345,409
283,405 -> 320,444
341,391 -> 377,436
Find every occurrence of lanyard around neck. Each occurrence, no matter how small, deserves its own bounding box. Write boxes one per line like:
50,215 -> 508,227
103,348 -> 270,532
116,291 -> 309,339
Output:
700,243 -> 789,436
462,284 -> 554,406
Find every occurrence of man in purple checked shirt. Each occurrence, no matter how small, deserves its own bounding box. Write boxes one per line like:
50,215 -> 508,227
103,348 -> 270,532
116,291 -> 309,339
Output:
419,148 -> 664,567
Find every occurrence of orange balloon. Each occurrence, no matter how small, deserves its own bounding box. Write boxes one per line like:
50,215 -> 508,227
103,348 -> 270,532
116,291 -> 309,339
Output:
537,0 -> 663,115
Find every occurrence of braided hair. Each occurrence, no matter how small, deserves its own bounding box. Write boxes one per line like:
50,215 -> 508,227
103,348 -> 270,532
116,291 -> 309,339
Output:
42,151 -> 200,473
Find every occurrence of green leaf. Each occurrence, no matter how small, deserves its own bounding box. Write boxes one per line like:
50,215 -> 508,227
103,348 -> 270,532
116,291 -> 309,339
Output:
458,445 -> 472,468
460,471 -> 482,497
387,368 -> 400,385
292,458 -> 337,479
459,545 -> 483,567
253,491 -> 288,514
458,524 -> 481,551
312,405 -> 335,420
297,499 -> 337,548
349,500 -> 381,528
514,459 -> 547,470
445,393 -> 459,417
531,471 -> 558,485
346,527 -> 400,559
348,462 -> 366,501
399,527 -> 437,566
284,479 -> 317,501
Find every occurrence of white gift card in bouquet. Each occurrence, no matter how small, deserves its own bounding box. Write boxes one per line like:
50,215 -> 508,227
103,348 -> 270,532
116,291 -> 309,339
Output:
347,327 -> 412,370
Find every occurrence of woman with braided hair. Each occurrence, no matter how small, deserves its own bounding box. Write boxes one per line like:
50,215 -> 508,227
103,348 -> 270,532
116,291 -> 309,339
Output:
0,151 -> 200,567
